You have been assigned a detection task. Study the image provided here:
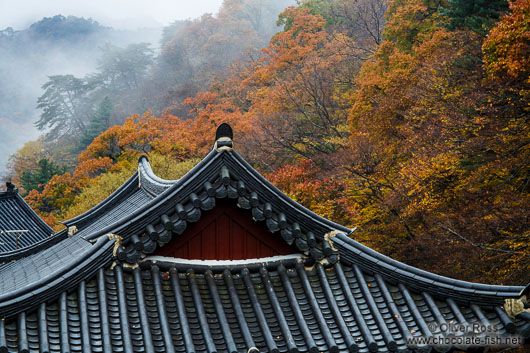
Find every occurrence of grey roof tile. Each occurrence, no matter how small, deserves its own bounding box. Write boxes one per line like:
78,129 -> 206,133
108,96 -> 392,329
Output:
1,259 -> 528,353
0,191 -> 53,253
0,124 -> 528,352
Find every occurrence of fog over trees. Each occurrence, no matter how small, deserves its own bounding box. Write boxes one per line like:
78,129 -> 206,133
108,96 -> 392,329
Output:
0,1 -> 293,177
0,15 -> 162,176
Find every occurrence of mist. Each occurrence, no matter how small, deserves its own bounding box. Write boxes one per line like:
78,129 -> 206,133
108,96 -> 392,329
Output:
0,0 -> 225,178
0,0 -> 294,179
0,16 -> 163,177
0,0 -> 224,30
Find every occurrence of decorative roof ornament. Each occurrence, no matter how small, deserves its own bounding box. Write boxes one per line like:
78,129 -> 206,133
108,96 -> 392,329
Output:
5,182 -> 16,193
214,122 -> 233,152
67,225 -> 78,237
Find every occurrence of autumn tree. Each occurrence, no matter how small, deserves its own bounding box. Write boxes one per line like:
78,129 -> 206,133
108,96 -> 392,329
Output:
266,159 -> 356,225
25,111 -> 191,227
19,0 -> 530,285
346,0 -> 530,283
6,138 -> 48,191
236,7 -> 352,169
483,0 -> 530,82
157,0 -> 292,117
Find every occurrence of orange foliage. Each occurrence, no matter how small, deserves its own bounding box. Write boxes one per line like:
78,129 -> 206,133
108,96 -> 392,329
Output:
266,159 -> 356,226
22,0 -> 530,285
347,0 -> 530,283
26,111 -> 190,227
483,0 -> 530,80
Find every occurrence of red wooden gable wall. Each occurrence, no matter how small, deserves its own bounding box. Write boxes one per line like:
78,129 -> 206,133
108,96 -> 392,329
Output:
153,199 -> 297,260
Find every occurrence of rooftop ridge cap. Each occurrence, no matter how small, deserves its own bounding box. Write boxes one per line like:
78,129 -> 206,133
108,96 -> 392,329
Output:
143,254 -> 302,266
139,254 -> 304,273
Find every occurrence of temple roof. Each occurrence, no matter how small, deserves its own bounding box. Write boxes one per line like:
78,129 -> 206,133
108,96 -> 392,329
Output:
0,123 -> 528,353
0,186 -> 54,254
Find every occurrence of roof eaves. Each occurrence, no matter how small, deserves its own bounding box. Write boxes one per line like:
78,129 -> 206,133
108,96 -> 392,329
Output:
0,235 -> 116,317
332,232 -> 524,306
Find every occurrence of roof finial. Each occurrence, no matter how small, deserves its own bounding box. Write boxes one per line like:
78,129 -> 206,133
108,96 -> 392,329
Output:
215,123 -> 233,152
5,182 -> 16,193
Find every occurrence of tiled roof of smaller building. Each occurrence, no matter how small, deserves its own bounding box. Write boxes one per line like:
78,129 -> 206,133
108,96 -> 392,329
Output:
0,186 -> 53,253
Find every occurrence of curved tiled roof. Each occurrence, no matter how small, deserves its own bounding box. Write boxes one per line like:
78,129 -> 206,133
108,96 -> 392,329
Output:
66,149 -> 350,266
0,124 -> 529,352
138,155 -> 178,196
0,190 -> 53,253
0,235 -> 116,317
63,158 -> 180,239
0,257 -> 528,353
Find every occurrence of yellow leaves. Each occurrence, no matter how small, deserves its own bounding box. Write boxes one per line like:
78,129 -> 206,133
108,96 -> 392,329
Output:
147,154 -> 200,181
483,0 -> 530,80
62,162 -> 136,220
60,153 -> 198,222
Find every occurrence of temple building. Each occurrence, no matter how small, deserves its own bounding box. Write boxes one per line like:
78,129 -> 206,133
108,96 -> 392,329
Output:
0,124 -> 528,353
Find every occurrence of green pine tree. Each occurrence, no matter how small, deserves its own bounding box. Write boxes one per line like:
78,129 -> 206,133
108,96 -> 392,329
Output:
78,96 -> 112,151
20,158 -> 65,195
441,0 -> 508,35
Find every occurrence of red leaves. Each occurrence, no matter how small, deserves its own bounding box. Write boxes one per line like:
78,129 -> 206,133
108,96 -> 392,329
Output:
266,160 -> 356,226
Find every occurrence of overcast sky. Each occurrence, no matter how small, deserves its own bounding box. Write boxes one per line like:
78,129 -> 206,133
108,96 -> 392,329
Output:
0,0 -> 225,30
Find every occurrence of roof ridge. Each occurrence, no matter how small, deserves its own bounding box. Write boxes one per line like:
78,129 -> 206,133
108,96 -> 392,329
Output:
63,171 -> 140,228
140,254 -> 303,272
333,232 -> 524,305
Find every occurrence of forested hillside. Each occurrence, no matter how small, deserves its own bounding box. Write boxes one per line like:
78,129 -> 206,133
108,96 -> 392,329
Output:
0,15 -> 162,173
5,0 -> 530,284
